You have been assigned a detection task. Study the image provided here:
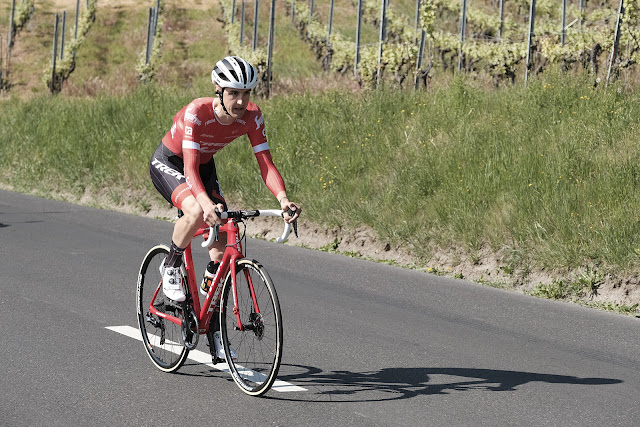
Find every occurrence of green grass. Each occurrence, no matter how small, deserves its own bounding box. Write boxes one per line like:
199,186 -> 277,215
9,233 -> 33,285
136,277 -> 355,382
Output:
2,72 -> 640,279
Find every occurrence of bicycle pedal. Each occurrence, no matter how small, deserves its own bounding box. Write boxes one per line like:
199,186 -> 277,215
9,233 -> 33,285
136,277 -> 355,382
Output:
211,355 -> 225,365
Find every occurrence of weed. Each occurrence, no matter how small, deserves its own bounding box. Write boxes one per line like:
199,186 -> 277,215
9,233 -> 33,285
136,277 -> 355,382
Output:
342,250 -> 362,257
137,200 -> 151,213
571,266 -> 604,297
529,280 -> 568,300
500,264 -> 515,275
318,238 -> 340,253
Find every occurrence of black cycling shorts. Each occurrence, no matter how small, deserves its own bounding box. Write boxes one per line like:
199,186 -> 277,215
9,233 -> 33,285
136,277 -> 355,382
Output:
149,143 -> 227,210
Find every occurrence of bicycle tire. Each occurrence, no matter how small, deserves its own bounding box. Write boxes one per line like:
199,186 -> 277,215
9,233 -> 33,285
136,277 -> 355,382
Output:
137,244 -> 189,372
220,259 -> 283,396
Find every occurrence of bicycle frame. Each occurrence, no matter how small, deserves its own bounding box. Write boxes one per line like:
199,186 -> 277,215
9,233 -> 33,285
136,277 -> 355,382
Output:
146,218 -> 259,336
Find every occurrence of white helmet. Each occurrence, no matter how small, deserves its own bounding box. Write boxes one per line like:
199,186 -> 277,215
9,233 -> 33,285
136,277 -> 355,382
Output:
211,56 -> 258,89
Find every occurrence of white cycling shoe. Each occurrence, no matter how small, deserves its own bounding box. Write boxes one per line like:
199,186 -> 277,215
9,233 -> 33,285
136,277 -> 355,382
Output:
212,330 -> 238,361
162,266 -> 186,302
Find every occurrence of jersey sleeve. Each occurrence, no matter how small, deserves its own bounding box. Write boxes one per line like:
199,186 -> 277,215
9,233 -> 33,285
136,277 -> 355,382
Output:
247,109 -> 286,197
181,102 -> 207,197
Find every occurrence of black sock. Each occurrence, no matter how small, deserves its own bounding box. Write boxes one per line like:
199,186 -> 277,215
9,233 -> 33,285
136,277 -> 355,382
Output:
165,241 -> 185,268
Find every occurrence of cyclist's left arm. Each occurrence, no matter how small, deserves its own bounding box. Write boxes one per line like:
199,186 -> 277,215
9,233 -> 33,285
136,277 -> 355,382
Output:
248,111 -> 301,222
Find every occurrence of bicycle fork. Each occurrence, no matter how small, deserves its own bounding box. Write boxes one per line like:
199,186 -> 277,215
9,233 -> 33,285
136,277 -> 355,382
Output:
231,262 -> 264,339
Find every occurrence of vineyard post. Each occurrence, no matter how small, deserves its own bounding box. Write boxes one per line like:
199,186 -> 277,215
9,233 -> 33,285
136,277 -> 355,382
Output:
355,0 -> 363,75
61,11 -> 67,60
606,0 -> 624,85
561,0 -> 567,45
240,0 -> 245,45
8,0 -> 16,49
383,0 -> 389,41
415,28 -> 426,89
457,0 -> 468,71
266,0 -> 276,97
291,0 -> 294,23
498,0 -> 505,42
232,0 -> 236,23
310,0 -> 314,18
376,0 -> 388,84
328,0 -> 335,44
51,14 -> 60,94
524,0 -> 536,86
253,0 -> 259,50
414,0 -> 421,34
145,8 -> 153,64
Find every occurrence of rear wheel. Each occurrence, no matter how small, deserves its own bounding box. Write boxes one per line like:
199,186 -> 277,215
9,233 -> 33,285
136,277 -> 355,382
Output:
220,259 -> 283,396
137,245 -> 189,372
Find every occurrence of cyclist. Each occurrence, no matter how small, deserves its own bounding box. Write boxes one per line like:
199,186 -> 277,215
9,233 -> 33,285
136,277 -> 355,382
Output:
149,56 -> 301,355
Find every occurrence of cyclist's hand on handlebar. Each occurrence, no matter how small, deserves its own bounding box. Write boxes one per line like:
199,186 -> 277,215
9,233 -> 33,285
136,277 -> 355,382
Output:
279,198 -> 302,223
203,203 -> 225,226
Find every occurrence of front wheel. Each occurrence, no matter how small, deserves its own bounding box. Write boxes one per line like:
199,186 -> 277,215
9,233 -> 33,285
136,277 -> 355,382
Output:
137,245 -> 189,372
220,259 -> 283,396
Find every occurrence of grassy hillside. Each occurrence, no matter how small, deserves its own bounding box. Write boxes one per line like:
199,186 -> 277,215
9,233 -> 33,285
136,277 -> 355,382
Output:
2,74 -> 640,310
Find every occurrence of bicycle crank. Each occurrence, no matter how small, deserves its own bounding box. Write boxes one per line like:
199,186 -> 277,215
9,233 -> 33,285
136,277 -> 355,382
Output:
181,304 -> 199,350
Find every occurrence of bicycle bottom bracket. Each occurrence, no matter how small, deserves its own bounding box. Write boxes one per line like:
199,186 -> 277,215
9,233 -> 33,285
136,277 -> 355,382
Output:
181,306 -> 199,350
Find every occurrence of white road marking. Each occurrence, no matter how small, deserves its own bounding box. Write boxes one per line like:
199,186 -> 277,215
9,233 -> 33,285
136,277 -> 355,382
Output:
106,325 -> 306,392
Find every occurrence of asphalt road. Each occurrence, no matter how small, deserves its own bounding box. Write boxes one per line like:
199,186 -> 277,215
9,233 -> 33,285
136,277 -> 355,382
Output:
1,189 -> 639,426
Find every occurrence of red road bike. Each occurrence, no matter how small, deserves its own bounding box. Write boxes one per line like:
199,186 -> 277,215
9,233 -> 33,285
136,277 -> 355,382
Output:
136,209 -> 296,396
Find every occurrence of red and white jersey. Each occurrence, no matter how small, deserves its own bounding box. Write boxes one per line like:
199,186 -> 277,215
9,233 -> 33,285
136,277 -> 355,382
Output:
161,97 -> 285,198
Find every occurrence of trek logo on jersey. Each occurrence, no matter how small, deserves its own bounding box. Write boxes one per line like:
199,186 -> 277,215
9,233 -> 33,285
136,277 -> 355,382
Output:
235,118 -> 246,125
254,114 -> 264,130
185,112 -> 202,126
152,159 -> 184,181
205,119 -> 216,126
185,126 -> 193,136
200,141 -> 227,152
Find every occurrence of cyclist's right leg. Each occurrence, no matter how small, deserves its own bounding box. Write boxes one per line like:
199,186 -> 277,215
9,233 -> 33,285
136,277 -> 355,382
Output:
150,144 -> 197,301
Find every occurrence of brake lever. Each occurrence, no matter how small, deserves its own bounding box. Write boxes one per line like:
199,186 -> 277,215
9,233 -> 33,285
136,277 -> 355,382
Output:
286,208 -> 299,238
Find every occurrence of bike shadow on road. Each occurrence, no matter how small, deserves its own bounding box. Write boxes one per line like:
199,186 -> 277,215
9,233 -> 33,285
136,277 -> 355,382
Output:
264,364 -> 623,402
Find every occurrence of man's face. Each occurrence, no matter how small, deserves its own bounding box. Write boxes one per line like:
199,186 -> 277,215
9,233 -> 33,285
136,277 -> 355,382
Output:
222,88 -> 251,118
